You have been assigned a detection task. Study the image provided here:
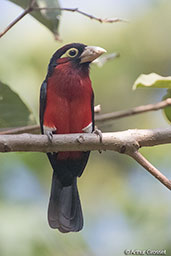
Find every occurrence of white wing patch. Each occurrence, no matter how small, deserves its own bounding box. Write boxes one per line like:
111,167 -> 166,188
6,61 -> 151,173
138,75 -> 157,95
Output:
82,122 -> 93,133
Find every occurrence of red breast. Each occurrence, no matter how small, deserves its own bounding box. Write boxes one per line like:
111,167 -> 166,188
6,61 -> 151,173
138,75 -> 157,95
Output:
43,61 -> 93,134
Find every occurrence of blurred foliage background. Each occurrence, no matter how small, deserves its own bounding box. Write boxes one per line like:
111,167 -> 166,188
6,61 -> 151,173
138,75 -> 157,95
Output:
0,0 -> 171,255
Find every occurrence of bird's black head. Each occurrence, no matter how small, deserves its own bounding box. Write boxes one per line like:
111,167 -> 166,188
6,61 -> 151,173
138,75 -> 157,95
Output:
47,43 -> 106,76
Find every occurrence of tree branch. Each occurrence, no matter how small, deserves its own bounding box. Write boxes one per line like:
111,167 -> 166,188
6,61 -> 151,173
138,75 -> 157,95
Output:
0,4 -> 125,39
0,128 -> 170,152
129,151 -> 171,190
0,0 -> 36,38
34,7 -> 126,23
0,9 -> 30,38
0,125 -> 40,135
95,98 -> 171,123
0,128 -> 170,190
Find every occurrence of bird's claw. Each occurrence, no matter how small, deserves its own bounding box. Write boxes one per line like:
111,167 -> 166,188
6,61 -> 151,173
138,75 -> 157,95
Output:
46,131 -> 54,142
76,134 -> 85,144
44,126 -> 56,143
93,127 -> 103,154
93,127 -> 103,143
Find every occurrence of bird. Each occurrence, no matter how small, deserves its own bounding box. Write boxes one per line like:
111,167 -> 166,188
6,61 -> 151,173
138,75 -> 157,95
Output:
39,43 -> 106,233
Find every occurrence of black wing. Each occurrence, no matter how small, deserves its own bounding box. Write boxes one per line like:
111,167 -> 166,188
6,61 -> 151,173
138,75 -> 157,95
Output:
91,91 -> 95,132
39,80 -> 47,134
76,90 -> 94,178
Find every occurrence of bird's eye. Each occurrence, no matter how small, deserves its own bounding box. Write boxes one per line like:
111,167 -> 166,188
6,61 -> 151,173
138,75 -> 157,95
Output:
66,48 -> 79,58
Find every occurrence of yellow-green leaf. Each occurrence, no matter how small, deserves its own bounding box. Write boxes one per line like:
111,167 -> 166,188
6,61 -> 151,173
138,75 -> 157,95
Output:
133,73 -> 171,90
162,90 -> 171,123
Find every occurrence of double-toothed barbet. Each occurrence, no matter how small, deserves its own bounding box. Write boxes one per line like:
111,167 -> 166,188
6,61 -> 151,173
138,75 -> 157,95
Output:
40,43 -> 106,233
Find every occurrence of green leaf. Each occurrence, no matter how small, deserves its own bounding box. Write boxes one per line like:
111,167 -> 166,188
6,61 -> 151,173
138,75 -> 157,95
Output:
162,89 -> 171,123
9,0 -> 61,37
133,73 -> 171,90
0,81 -> 35,128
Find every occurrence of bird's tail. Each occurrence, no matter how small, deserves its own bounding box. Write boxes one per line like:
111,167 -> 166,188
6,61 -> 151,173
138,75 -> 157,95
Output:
48,171 -> 83,233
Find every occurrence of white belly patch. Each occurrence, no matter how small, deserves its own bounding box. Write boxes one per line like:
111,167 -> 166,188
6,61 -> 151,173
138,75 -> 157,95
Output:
82,122 -> 93,133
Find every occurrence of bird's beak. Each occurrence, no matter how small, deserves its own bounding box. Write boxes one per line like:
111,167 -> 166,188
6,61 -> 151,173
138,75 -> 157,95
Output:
80,46 -> 107,64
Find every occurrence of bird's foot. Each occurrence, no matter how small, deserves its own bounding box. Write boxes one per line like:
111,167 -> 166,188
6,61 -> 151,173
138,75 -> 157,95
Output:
76,134 -> 85,144
46,131 -> 54,142
93,127 -> 103,153
44,126 -> 56,143
93,127 -> 103,143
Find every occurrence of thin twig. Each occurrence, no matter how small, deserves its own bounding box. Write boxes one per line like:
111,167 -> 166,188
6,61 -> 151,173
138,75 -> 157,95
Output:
0,4 -> 125,38
94,104 -> 101,113
0,125 -> 40,135
34,7 -> 127,23
95,98 -> 171,123
129,151 -> 171,190
0,0 -> 36,38
0,9 -> 31,38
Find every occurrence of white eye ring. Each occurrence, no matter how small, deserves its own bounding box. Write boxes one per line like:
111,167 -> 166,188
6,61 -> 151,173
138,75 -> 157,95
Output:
66,48 -> 79,58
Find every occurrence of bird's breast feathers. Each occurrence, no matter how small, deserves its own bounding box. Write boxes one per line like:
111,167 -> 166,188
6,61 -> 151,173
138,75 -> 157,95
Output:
43,62 -> 93,135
